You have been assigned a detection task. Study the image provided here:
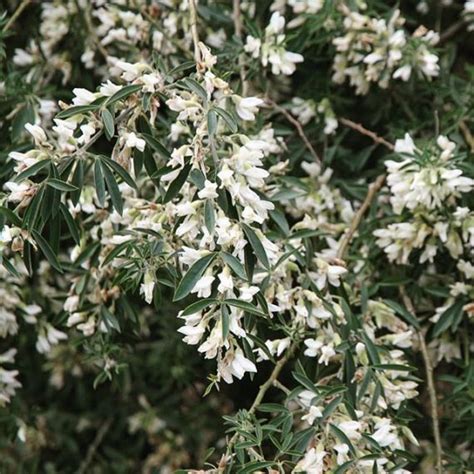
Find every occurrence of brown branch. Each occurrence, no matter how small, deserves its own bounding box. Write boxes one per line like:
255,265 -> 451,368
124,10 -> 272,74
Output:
400,287 -> 443,474
225,341 -> 299,455
459,120 -> 474,153
76,417 -> 112,474
189,0 -> 202,73
339,118 -> 395,151
267,99 -> 321,164
439,19 -> 467,45
4,0 -> 32,32
233,0 -> 248,96
337,173 -> 386,259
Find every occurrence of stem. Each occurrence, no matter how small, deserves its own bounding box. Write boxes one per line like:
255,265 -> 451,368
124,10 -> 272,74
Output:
74,0 -> 108,60
400,287 -> 443,474
336,174 -> 386,259
439,19 -> 466,45
76,417 -> 112,474
267,99 -> 321,165
4,0 -> 32,32
459,120 -> 474,153
189,0 -> 202,72
226,341 -> 299,454
339,117 -> 394,151
233,0 -> 248,96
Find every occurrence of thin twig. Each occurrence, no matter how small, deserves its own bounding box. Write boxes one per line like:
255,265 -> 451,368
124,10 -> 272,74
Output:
400,287 -> 443,474
273,379 -> 291,395
74,0 -> 108,60
267,99 -> 321,164
233,0 -> 248,96
459,120 -> 474,153
226,341 -> 299,454
337,173 -> 386,259
76,417 -> 113,474
189,0 -> 202,73
4,0 -> 32,32
439,19 -> 466,45
339,117 -> 394,151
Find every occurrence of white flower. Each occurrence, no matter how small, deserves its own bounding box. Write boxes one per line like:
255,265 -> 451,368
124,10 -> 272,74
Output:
198,180 -> 218,199
140,271 -> 155,304
338,420 -> 362,441
217,267 -> 233,294
99,81 -> 122,97
294,447 -> 327,473
394,133 -> 416,155
230,350 -> 257,379
124,132 -> 146,152
304,338 -> 322,357
301,405 -> 323,425
25,123 -> 47,144
244,36 -> 261,58
191,274 -> 215,298
72,88 -> 97,106
234,96 -> 264,121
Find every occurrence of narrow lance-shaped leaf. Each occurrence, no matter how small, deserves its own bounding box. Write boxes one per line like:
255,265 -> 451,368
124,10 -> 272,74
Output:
94,159 -> 106,207
102,161 -> 123,215
174,253 -> 216,301
101,108 -> 115,140
32,229 -> 63,273
242,223 -> 270,270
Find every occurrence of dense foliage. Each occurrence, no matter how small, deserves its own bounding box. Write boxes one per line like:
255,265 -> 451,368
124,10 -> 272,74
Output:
0,0 -> 473,472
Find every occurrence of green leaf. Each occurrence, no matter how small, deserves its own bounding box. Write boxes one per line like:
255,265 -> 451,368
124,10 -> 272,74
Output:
14,159 -> 50,182
94,160 -> 106,207
100,306 -> 121,333
361,332 -> 380,365
174,253 -> 216,301
168,61 -> 195,77
101,109 -> 115,140
59,203 -> 80,245
330,424 -> 356,455
181,77 -> 207,102
47,178 -> 78,192
221,304 -> 230,340
141,133 -> 171,159
101,156 -> 136,189
32,229 -> 63,273
105,84 -> 142,107
102,240 -> 132,267
0,206 -> 22,226
207,108 -> 218,137
242,224 -> 270,270
214,106 -> 238,133
221,252 -> 247,280
269,208 -> 290,236
224,299 -> 266,316
11,104 -> 35,141
71,160 -> 84,206
383,299 -> 421,330
163,163 -> 192,203
204,199 -> 215,233
182,298 -> 218,316
102,162 -> 123,215
56,104 -> 99,119
432,299 -> 465,338
1,256 -> 20,278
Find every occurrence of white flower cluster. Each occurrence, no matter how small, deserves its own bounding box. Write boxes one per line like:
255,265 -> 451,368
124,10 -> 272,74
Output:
244,12 -> 304,76
0,349 -> 21,407
464,1 -> 474,31
374,134 -> 474,264
332,8 -> 439,94
290,97 -> 338,135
